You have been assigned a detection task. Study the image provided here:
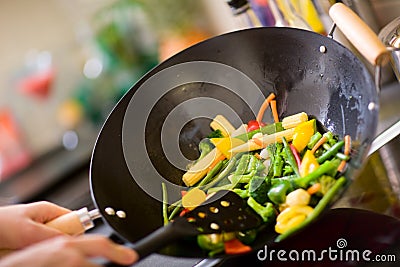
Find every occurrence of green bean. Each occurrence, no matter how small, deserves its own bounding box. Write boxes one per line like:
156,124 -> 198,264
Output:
294,160 -> 337,188
162,183 -> 168,225
198,159 -> 226,186
245,155 -> 257,174
317,140 -> 344,164
235,154 -> 251,175
207,184 -> 235,194
202,157 -> 238,191
275,176 -> 347,242
168,204 -> 182,220
230,170 -> 257,184
282,137 -> 300,177
307,132 -> 322,149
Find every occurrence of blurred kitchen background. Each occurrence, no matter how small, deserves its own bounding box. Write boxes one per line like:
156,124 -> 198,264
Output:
0,0 -> 399,216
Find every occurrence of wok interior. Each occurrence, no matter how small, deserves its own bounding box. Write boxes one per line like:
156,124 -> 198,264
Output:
91,27 -> 379,257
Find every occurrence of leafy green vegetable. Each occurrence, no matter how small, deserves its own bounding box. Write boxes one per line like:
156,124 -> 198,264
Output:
207,129 -> 223,138
249,176 -> 270,204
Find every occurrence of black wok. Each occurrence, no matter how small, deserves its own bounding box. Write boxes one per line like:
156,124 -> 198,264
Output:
88,2 -> 386,261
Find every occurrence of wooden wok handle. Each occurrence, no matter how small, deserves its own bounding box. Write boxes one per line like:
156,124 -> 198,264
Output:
45,208 -> 101,236
329,3 -> 389,66
0,208 -> 101,259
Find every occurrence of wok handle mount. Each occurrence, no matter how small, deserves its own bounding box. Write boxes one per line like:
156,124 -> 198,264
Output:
45,207 -> 101,235
329,3 -> 389,67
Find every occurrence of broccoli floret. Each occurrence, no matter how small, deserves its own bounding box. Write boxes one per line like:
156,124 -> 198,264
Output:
233,188 -> 249,199
207,129 -> 223,138
318,175 -> 337,195
247,197 -> 276,223
197,139 -> 214,161
249,176 -> 270,204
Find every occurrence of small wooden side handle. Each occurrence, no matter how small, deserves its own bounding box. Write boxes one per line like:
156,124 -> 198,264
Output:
329,3 -> 389,66
46,208 -> 100,236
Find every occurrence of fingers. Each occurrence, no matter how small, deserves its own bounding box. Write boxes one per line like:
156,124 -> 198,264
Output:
60,235 -> 138,266
24,201 -> 71,223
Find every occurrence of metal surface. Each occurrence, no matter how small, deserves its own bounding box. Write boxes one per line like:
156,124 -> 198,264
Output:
379,16 -> 400,81
89,27 -> 379,259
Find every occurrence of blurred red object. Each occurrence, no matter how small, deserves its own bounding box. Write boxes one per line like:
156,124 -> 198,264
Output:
17,68 -> 55,100
0,109 -> 31,180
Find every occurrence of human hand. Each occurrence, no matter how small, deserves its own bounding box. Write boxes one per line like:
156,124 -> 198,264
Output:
0,234 -> 138,267
0,201 -> 70,250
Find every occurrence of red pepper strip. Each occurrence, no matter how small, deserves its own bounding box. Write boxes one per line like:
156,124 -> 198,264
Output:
247,120 -> 265,132
179,208 -> 190,217
290,144 -> 301,167
181,190 -> 188,197
224,238 -> 252,255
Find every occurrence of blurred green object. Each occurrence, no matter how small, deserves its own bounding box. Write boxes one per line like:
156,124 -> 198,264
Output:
93,0 -> 159,70
130,0 -> 205,36
74,0 -> 159,126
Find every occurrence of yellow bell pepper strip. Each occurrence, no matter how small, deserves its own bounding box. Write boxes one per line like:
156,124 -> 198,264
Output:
275,205 -> 314,234
292,119 -> 316,153
210,137 -> 245,159
275,176 -> 347,242
299,150 -> 320,177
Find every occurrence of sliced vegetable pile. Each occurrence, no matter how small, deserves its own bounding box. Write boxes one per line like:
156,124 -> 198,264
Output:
163,93 -> 351,256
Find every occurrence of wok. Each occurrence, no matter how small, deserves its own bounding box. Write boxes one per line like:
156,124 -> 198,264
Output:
48,2 -> 397,263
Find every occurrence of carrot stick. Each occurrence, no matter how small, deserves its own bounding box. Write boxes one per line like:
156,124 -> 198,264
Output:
307,183 -> 321,195
337,135 -> 351,172
208,154 -> 226,171
252,137 -> 264,147
256,93 -> 276,123
270,100 -> 279,123
311,136 -> 327,154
